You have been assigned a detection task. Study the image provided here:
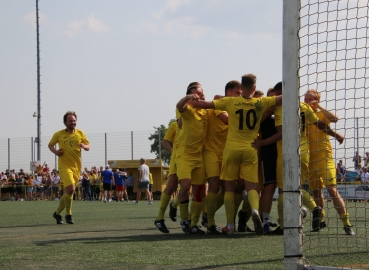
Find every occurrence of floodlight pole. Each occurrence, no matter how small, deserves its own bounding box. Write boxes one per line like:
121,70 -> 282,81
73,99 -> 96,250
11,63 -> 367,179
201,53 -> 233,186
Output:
36,0 -> 41,162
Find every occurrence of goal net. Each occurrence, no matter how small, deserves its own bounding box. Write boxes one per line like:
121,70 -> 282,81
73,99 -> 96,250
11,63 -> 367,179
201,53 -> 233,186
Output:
283,0 -> 369,269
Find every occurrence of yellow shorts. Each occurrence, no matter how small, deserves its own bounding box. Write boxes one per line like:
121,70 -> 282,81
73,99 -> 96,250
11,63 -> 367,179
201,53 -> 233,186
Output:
203,149 -> 222,179
59,168 -> 80,188
220,148 -> 258,183
309,154 -> 336,190
176,153 -> 206,185
168,150 -> 177,176
276,151 -> 309,189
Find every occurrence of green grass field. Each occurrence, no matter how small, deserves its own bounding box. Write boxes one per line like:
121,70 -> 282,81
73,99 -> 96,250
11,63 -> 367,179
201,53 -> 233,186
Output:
0,200 -> 368,269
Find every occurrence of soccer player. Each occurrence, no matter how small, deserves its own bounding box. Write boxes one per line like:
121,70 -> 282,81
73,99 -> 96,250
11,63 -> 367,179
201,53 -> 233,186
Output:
49,111 -> 90,224
176,82 -> 208,234
304,89 -> 355,235
191,74 -> 281,234
203,80 -> 243,234
154,118 -> 181,233
252,82 -> 344,234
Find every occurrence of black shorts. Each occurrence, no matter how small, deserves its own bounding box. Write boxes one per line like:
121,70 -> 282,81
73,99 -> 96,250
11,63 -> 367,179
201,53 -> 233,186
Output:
16,187 -> 24,194
127,186 -> 133,195
1,187 -> 8,193
149,184 -> 153,192
7,187 -> 15,193
261,155 -> 277,186
138,182 -> 149,190
103,183 -> 112,191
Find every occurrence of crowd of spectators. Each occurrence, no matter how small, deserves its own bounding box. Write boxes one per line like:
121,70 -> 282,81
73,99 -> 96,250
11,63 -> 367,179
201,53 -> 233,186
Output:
0,164 -> 141,202
336,152 -> 369,184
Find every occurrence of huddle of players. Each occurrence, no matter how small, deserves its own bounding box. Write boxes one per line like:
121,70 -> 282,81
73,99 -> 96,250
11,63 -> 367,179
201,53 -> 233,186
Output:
154,74 -> 355,236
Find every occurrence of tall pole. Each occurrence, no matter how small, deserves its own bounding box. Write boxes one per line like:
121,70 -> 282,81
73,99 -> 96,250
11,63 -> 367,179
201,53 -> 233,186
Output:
36,0 -> 41,161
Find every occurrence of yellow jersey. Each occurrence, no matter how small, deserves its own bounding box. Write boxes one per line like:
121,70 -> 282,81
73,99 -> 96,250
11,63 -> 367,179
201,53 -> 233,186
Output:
49,129 -> 89,172
177,105 -> 208,156
213,96 -> 276,151
204,109 -> 228,156
274,102 -> 320,155
164,121 -> 177,149
307,110 -> 332,157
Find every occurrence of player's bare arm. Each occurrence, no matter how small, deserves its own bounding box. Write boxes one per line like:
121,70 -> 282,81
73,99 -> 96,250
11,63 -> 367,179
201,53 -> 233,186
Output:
79,143 -> 90,151
162,139 -> 173,154
314,121 -> 344,144
176,94 -> 201,112
48,143 -> 64,156
218,112 -> 228,125
252,125 -> 282,150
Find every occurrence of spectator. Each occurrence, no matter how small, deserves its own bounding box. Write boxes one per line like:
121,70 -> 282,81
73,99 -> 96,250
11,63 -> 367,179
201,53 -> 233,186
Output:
8,173 -> 16,201
102,165 -> 114,203
44,174 -> 52,201
15,174 -> 24,201
355,164 -> 363,177
33,173 -> 43,201
336,163 -> 343,183
361,167 -> 369,184
52,171 -> 61,200
148,172 -> 154,202
126,171 -> 135,201
82,171 -> 91,201
1,173 -> 8,201
338,160 -> 346,175
42,163 -> 51,175
113,168 -> 128,202
353,151 -> 362,169
25,175 -> 33,201
90,169 -> 98,200
363,152 -> 369,167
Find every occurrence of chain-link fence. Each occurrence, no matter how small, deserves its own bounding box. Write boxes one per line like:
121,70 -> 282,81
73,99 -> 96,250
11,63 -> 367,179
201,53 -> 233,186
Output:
0,130 -> 160,172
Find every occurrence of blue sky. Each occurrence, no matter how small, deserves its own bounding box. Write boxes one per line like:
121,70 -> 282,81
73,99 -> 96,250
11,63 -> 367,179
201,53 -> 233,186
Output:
0,0 -> 282,138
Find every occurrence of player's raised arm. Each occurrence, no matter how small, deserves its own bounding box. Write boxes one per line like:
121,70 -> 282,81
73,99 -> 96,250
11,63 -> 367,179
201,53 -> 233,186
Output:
314,121 -> 344,144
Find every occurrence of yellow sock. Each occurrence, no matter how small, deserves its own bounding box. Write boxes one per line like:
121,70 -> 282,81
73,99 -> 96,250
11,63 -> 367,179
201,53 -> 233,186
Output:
241,193 -> 251,213
340,213 -> 352,226
206,192 -> 217,227
64,193 -> 73,215
278,194 -> 284,229
56,194 -> 66,215
301,189 -> 317,211
202,196 -> 207,215
247,190 -> 260,212
224,191 -> 235,225
234,192 -> 243,218
216,191 -> 224,211
190,201 -> 203,227
157,193 -> 171,220
321,209 -> 325,222
179,201 -> 189,221
172,196 -> 179,208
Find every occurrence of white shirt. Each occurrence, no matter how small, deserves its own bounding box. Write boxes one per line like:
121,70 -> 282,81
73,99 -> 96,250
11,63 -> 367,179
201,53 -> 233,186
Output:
52,175 -> 60,185
139,164 -> 150,182
361,172 -> 369,183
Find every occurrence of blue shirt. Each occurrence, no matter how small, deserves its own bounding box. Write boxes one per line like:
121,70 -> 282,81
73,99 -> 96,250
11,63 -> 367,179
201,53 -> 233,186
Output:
102,170 -> 113,184
114,173 -> 126,186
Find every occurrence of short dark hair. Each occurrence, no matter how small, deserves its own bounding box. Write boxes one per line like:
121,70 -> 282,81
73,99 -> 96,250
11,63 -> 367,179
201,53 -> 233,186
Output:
186,82 -> 201,95
224,80 -> 241,96
63,111 -> 77,123
274,82 -> 282,93
241,74 -> 257,91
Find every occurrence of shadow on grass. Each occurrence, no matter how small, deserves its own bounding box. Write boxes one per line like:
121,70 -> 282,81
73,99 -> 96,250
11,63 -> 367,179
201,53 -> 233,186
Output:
0,224 -> 51,229
34,230 -> 267,246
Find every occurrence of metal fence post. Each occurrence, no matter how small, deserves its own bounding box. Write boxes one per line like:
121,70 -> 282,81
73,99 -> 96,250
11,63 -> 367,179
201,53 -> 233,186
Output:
131,131 -> 133,160
105,133 -> 107,166
8,138 -> 10,171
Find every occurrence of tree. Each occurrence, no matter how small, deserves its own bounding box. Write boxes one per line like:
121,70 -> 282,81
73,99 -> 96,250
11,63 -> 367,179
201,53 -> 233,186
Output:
148,119 -> 176,166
